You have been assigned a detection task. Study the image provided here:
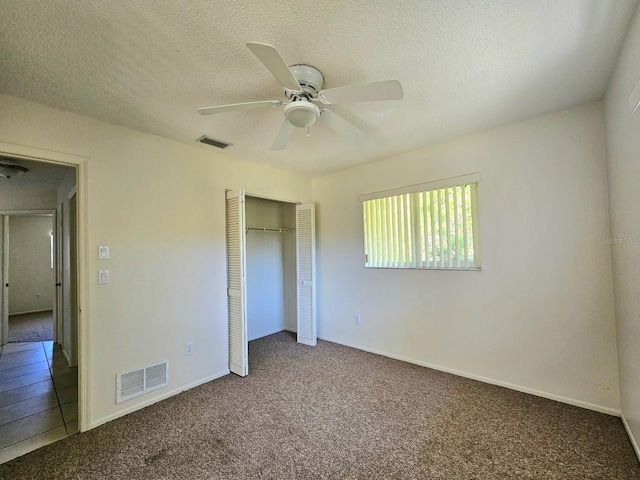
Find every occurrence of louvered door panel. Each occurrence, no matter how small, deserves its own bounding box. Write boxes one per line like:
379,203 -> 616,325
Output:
226,190 -> 248,376
296,203 -> 316,346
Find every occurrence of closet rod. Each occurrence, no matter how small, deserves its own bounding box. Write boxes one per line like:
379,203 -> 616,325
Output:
246,226 -> 295,233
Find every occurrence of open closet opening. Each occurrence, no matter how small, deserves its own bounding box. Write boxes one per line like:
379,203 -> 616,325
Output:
225,189 -> 316,377
245,196 -> 297,341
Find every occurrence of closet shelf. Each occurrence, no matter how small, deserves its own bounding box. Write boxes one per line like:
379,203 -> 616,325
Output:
246,226 -> 295,233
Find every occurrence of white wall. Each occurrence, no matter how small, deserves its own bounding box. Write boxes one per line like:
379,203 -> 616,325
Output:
245,196 -> 296,341
312,102 -> 620,413
8,215 -> 54,314
604,3 -> 640,456
0,94 -> 311,428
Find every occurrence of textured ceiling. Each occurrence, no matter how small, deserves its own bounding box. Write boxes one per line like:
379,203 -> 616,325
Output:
0,1 -> 637,176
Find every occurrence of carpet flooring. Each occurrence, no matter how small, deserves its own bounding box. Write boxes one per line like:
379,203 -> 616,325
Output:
8,311 -> 54,343
1,331 -> 638,479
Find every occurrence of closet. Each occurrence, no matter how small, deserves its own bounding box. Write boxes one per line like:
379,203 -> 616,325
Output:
245,195 -> 296,341
225,190 -> 316,377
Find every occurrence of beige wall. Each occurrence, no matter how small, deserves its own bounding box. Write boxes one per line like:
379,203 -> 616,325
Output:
312,102 -> 620,413
8,215 -> 54,314
604,3 -> 640,456
0,188 -> 56,210
0,94 -> 312,428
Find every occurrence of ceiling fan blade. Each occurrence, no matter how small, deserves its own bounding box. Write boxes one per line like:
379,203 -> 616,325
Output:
319,109 -> 366,144
197,100 -> 281,115
271,119 -> 296,151
246,42 -> 302,92
319,80 -> 404,104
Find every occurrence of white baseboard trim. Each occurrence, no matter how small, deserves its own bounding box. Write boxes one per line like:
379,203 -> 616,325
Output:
284,328 -> 297,333
318,335 -> 620,417
88,369 -> 230,430
249,325 -> 288,342
62,348 -> 71,366
9,308 -> 53,316
621,413 -> 640,461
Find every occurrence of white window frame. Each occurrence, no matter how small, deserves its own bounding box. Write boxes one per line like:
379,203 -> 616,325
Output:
359,173 -> 481,270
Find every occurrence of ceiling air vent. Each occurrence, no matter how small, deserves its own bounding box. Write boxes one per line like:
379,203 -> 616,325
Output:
197,135 -> 231,149
116,360 -> 169,403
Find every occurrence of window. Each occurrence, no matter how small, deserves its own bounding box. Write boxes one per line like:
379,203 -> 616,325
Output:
360,174 -> 480,269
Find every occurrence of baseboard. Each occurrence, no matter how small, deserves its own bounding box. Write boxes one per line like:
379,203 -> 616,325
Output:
318,335 -> 620,417
8,308 -> 53,316
621,413 -> 640,461
284,328 -> 297,333
249,325 -> 288,342
62,348 -> 71,366
89,369 -> 230,430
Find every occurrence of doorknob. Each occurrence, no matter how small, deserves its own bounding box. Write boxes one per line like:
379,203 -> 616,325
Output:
55,283 -> 61,287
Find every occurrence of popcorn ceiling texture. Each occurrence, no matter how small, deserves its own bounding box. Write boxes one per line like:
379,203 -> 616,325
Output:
0,0 -> 636,176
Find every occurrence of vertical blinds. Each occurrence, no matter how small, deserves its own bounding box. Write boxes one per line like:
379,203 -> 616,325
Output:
362,178 -> 479,269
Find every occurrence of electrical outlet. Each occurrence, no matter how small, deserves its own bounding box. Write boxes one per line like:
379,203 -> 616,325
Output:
185,342 -> 194,355
355,314 -> 361,325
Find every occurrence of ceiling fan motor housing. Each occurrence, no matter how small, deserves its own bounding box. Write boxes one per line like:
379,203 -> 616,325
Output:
288,64 -> 324,96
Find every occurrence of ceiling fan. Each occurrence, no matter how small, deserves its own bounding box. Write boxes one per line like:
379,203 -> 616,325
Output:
197,42 -> 404,151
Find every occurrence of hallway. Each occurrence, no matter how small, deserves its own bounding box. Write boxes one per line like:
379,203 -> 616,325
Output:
0,341 -> 78,463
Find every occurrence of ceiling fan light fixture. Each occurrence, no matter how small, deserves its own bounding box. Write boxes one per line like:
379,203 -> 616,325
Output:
284,101 -> 320,128
0,162 -> 28,179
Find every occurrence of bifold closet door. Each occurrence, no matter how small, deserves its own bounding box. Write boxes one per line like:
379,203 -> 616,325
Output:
296,203 -> 316,346
226,190 -> 248,376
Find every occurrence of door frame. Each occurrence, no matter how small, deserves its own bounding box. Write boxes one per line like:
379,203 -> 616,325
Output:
0,141 -> 88,432
226,190 -> 315,377
0,210 -> 57,345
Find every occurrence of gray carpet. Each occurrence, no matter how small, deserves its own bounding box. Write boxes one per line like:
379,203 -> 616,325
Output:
8,311 -> 53,343
1,331 -> 638,479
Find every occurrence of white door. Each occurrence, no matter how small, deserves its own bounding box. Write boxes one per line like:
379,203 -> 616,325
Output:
296,203 -> 316,346
1,216 -> 7,345
68,193 -> 78,366
226,190 -> 248,376
55,205 -> 64,344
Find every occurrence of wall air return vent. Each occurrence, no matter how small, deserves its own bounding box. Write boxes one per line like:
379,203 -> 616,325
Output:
197,135 -> 232,149
116,360 -> 169,403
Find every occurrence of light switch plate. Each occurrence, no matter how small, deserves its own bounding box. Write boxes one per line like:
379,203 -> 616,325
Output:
98,270 -> 110,285
98,245 -> 110,260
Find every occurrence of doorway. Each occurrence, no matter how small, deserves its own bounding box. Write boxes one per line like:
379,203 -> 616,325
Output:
0,147 -> 83,462
4,214 -> 56,343
225,190 -> 316,378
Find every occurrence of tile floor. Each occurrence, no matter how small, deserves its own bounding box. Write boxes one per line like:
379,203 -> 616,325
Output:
0,341 -> 78,464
